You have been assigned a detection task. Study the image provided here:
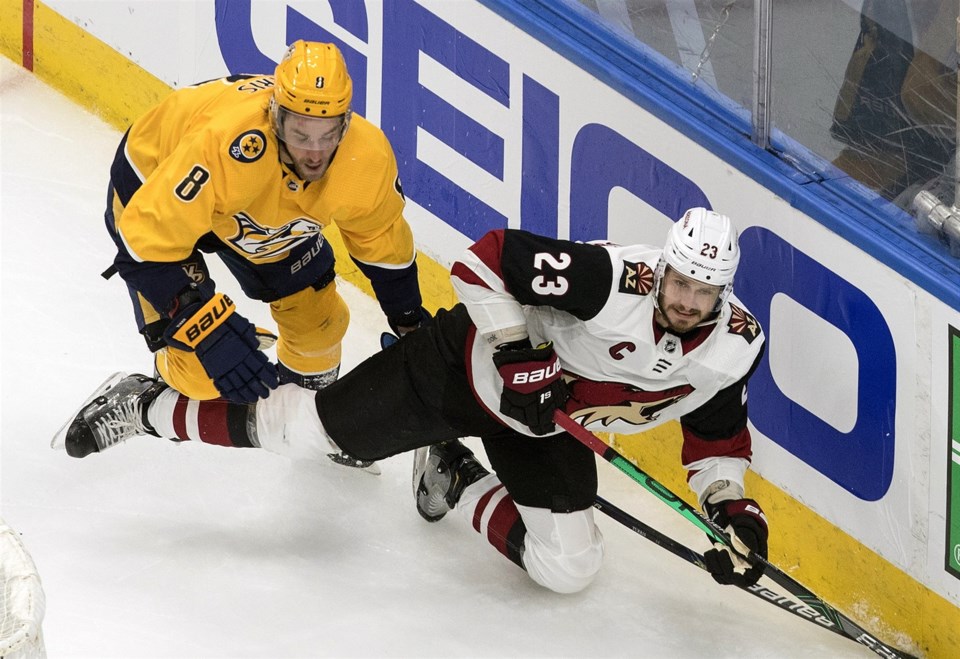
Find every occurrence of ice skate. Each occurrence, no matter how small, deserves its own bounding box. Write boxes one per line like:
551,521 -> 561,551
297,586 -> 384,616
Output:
52,372 -> 167,458
326,451 -> 381,475
412,440 -> 490,522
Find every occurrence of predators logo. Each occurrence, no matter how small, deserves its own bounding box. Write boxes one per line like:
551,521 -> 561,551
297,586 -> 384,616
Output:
227,211 -> 322,262
229,130 -> 266,163
619,260 -> 654,296
727,303 -> 761,344
563,375 -> 692,428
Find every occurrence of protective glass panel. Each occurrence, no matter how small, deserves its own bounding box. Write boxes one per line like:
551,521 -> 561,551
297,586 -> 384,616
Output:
575,0 -> 755,110
807,0 -> 957,210
570,0 -> 959,259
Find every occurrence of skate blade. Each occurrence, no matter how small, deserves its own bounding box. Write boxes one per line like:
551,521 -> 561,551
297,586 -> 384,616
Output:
51,372 -> 128,450
326,453 -> 382,476
411,446 -> 429,497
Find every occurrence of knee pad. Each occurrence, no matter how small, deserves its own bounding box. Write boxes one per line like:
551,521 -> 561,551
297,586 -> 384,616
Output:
515,504 -> 605,594
270,284 -> 349,374
155,347 -> 220,400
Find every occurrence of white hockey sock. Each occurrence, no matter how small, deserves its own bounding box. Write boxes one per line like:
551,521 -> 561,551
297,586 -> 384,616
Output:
146,389 -> 249,446
513,504 -> 604,594
146,384 -> 341,458
456,474 -> 526,568
147,387 -> 192,440
252,383 -> 342,459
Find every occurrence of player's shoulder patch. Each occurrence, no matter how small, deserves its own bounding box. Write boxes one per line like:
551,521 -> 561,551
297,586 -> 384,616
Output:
229,130 -> 267,163
727,303 -> 761,344
618,260 -> 654,296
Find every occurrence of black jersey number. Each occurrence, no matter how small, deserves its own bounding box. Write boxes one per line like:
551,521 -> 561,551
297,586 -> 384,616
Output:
175,166 -> 211,202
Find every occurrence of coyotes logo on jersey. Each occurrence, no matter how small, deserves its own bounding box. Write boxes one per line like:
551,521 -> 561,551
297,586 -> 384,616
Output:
564,375 -> 693,428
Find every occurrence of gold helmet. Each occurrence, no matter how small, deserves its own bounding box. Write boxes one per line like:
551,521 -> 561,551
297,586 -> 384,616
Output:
270,41 -> 352,147
273,40 -> 351,116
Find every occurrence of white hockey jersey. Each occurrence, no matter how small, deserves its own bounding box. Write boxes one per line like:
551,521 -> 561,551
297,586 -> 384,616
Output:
451,229 -> 765,501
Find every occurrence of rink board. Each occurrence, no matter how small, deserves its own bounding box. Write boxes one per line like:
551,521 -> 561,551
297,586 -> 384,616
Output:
2,0 -> 958,655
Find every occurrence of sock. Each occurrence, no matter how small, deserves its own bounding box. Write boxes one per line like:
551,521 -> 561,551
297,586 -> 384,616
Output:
457,474 -> 527,569
147,389 -> 254,448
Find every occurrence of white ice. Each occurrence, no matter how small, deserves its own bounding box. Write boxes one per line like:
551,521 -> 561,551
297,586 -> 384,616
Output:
0,58 -> 872,657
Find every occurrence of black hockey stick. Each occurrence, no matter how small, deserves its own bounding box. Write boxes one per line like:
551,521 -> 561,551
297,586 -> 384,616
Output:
556,411 -> 916,659
594,495 -> 708,569
593,495 -> 914,652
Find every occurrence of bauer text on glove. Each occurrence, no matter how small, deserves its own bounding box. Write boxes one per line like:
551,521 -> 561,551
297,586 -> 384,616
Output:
163,287 -> 278,403
492,339 -> 569,435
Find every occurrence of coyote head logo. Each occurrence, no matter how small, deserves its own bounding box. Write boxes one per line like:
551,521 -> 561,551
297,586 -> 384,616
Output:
564,376 -> 693,428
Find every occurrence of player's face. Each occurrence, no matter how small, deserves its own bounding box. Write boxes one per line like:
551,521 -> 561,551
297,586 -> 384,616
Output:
655,267 -> 722,333
277,113 -> 347,182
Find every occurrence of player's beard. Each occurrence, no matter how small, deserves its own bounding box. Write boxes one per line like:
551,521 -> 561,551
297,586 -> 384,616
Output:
280,143 -> 333,182
293,155 -> 330,181
655,299 -> 707,334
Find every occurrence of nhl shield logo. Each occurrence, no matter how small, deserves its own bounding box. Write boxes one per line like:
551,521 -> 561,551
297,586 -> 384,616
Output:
229,130 -> 267,163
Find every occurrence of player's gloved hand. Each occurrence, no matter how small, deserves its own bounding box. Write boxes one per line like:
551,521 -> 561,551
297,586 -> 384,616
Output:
163,287 -> 278,403
702,494 -> 768,587
492,338 -> 568,435
388,307 -> 430,337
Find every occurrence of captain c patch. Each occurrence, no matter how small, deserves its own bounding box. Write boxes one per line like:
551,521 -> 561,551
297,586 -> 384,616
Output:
727,303 -> 761,344
618,260 -> 654,296
229,130 -> 267,163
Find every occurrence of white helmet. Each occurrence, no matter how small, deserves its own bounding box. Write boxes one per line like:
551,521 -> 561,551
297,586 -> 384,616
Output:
654,208 -> 740,312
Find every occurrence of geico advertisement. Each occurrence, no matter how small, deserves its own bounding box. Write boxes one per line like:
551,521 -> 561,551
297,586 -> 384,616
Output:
46,0 -> 944,579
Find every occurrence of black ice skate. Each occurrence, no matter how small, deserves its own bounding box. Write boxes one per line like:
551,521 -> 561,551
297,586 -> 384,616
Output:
326,451 -> 381,475
412,440 -> 490,522
51,372 -> 167,458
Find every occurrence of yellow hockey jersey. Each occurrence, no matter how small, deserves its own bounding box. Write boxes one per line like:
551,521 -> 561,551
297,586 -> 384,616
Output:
107,74 -> 419,317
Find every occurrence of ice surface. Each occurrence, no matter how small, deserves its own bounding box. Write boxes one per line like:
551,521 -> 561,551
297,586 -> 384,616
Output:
0,58 -> 870,657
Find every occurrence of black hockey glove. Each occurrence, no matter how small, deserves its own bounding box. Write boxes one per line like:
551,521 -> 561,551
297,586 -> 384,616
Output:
492,339 -> 568,436
702,498 -> 768,587
163,287 -> 278,404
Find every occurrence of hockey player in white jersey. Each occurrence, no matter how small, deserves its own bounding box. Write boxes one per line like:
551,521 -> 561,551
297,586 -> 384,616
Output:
57,208 -> 768,595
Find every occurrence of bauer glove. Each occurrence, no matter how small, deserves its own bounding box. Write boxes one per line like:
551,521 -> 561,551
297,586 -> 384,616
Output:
163,286 -> 278,404
492,339 -> 568,436
702,496 -> 768,587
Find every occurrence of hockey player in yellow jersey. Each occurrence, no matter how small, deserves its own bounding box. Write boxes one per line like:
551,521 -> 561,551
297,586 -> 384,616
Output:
102,40 -> 424,468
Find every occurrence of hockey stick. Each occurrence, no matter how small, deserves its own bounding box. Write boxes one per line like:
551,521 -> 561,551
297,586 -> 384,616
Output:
556,411 -> 916,659
594,495 -> 708,569
593,495 -> 909,651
